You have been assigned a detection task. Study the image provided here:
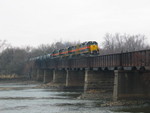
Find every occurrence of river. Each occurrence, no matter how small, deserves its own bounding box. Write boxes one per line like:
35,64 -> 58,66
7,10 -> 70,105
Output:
0,81 -> 149,113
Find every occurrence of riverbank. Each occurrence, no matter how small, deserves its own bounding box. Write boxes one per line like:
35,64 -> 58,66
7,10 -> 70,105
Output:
0,77 -> 41,85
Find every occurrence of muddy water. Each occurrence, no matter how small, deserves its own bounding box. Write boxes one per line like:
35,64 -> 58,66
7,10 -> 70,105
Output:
0,82 -> 149,113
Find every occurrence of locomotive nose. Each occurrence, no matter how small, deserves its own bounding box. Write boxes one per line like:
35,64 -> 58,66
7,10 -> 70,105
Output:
93,45 -> 96,48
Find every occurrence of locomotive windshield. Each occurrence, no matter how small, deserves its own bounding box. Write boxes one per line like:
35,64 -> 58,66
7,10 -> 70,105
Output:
92,41 -> 98,45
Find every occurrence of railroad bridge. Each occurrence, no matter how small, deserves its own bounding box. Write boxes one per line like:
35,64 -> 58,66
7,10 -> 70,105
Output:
28,49 -> 150,101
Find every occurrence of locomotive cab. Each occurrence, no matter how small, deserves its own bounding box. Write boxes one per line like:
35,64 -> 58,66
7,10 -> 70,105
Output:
88,41 -> 99,54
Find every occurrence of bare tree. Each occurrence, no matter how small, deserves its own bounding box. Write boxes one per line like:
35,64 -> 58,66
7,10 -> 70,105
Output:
0,40 -> 10,52
101,33 -> 150,54
0,47 -> 29,75
29,41 -> 80,57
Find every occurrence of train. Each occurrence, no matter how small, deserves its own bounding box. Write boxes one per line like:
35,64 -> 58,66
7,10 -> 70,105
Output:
30,41 -> 99,61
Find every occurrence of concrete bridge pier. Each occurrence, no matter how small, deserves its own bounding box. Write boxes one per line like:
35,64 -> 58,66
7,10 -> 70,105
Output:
84,70 -> 114,96
113,70 -> 150,101
66,70 -> 85,89
53,70 -> 66,85
37,69 -> 44,81
43,69 -> 53,83
31,68 -> 37,80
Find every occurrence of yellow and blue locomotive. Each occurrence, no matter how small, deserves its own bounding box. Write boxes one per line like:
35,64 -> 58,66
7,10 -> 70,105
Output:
51,41 -> 99,58
67,41 -> 99,56
31,41 -> 99,60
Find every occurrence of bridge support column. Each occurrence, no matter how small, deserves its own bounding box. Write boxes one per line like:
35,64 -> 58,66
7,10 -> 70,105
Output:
113,70 -> 150,101
66,70 -> 85,89
43,69 -> 53,83
31,68 -> 37,80
84,70 -> 114,96
53,70 -> 66,85
37,69 -> 44,81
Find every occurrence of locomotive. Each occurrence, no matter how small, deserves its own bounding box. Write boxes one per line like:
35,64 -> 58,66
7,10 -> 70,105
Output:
31,41 -> 99,60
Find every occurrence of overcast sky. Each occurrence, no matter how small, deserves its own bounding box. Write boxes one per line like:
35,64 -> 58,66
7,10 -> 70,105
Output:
0,0 -> 150,47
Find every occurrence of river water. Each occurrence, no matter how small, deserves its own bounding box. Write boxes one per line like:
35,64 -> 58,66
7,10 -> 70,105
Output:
0,82 -> 149,113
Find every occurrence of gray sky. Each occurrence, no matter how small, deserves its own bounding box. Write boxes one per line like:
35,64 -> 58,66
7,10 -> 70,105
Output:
0,0 -> 150,47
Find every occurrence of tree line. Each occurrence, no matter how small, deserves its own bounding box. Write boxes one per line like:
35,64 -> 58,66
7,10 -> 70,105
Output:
101,33 -> 150,54
0,33 -> 149,76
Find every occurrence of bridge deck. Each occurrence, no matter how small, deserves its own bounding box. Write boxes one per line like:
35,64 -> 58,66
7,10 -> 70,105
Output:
35,49 -> 150,70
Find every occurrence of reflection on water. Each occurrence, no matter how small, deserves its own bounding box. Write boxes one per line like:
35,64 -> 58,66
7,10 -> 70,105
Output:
0,83 -> 149,113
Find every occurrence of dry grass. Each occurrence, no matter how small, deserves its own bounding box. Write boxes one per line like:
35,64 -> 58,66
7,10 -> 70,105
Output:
87,89 -> 106,93
0,74 -> 19,79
